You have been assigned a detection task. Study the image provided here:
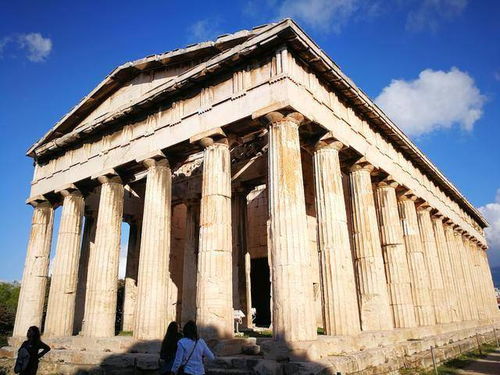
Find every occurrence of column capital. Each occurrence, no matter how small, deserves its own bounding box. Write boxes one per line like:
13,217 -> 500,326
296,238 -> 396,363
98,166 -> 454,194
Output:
375,175 -> 399,189
190,127 -> 229,148
416,203 -> 432,212
136,150 -> 170,169
314,138 -> 344,152
54,183 -> 81,197
92,169 -> 122,184
349,158 -> 374,173
199,136 -> 229,149
142,157 -> 170,169
262,111 -> 305,127
397,189 -> 418,202
26,195 -> 53,208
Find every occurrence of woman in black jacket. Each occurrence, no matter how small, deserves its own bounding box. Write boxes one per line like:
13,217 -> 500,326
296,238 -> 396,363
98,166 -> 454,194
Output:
18,326 -> 50,375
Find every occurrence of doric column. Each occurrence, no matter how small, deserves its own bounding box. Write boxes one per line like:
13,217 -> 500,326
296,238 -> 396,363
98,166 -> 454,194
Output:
348,159 -> 392,331
13,200 -> 54,337
431,215 -> 459,322
442,223 -> 467,321
45,189 -> 85,336
83,175 -> 124,337
374,179 -> 416,328
196,136 -> 234,339
478,247 -> 498,318
181,198 -> 200,325
313,138 -> 360,335
265,111 -> 316,342
459,234 -> 479,320
134,157 -> 173,339
397,194 -> 434,326
450,229 -> 473,320
122,218 -> 142,332
416,205 -> 448,324
465,237 -> 484,320
231,189 -> 251,327
74,212 -> 97,334
470,240 -> 488,320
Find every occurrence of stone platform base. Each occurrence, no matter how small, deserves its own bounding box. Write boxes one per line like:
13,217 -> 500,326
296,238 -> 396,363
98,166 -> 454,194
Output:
1,320 -> 499,374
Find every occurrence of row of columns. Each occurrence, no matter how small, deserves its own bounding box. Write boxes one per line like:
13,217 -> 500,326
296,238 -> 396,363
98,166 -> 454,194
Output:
14,110 -> 498,342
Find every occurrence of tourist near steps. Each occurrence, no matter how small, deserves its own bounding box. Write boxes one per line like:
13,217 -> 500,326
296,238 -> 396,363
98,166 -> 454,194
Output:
0,18 -> 498,375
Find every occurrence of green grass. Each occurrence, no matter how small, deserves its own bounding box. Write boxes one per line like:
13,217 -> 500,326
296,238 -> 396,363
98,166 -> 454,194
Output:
0,334 -> 7,347
117,331 -> 133,336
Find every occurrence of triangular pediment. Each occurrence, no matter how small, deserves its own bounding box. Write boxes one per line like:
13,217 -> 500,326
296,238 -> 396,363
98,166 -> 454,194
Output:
27,22 -> 278,155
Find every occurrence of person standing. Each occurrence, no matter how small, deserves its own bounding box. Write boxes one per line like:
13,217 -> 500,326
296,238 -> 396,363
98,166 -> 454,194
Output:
171,321 -> 215,375
160,321 -> 183,375
16,326 -> 50,375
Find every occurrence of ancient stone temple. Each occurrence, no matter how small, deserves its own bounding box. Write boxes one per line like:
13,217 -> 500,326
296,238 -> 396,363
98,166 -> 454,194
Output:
2,19 -> 499,374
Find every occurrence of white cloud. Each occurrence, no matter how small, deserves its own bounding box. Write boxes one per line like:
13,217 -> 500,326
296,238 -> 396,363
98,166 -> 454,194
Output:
479,189 -> 500,267
187,19 -> 222,42
406,0 -> 468,32
374,67 -> 485,137
18,33 -> 52,62
494,71 -> 500,81
0,32 -> 52,62
277,0 -> 360,33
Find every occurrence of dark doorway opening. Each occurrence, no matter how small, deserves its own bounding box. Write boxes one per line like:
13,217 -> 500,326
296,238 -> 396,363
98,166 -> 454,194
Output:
250,257 -> 271,327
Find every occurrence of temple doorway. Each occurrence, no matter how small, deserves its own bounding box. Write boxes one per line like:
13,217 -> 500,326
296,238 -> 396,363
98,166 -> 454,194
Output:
250,257 -> 271,327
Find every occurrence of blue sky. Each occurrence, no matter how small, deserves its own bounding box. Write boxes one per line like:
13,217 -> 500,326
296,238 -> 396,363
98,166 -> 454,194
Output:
0,0 -> 499,281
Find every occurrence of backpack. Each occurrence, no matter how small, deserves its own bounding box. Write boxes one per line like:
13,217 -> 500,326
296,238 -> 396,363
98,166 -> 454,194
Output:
14,347 -> 30,374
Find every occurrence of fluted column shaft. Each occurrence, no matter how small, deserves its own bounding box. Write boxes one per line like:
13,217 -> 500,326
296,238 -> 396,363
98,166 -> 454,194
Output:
417,207 -> 448,324
83,176 -> 124,337
122,219 -> 142,332
74,214 -> 96,334
443,224 -> 467,321
459,235 -> 479,320
181,199 -> 200,325
397,196 -> 434,326
472,242 -> 489,320
13,202 -> 54,337
465,238 -> 484,320
313,140 -> 360,335
449,230 -> 472,320
478,248 -> 498,318
266,112 -> 317,342
431,216 -> 459,322
134,159 -> 172,339
349,162 -> 392,331
196,139 -> 233,339
374,182 -> 416,328
45,191 -> 85,336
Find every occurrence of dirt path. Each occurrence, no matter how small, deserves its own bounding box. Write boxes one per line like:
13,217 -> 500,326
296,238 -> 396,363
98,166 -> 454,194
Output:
456,349 -> 500,374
